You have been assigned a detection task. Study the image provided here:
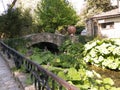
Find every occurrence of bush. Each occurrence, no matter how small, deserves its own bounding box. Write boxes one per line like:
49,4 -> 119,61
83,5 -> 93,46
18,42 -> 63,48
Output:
76,25 -> 85,35
4,38 -> 28,54
79,35 -> 94,44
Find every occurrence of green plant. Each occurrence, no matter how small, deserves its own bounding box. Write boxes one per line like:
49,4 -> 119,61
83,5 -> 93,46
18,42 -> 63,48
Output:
76,25 -> 85,35
7,38 -> 120,89
30,48 -> 56,64
36,0 -> 79,33
59,40 -> 85,68
57,67 -> 120,90
84,38 -> 120,70
25,74 -> 33,85
79,35 -> 94,44
4,38 -> 28,52
0,7 -> 33,38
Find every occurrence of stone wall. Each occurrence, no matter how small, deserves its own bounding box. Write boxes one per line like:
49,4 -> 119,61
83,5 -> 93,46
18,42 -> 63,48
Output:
25,33 -> 66,47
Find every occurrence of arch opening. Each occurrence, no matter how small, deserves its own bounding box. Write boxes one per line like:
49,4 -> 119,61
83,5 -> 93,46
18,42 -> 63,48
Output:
31,42 -> 59,54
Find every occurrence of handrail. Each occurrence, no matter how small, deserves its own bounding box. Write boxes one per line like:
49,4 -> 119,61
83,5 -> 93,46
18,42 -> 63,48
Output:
0,41 -> 79,90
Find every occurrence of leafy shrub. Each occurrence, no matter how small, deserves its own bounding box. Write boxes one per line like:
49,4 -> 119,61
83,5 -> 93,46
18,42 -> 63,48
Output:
0,8 -> 33,38
79,35 -> 94,44
76,25 -> 85,35
30,48 -> 55,64
4,38 -> 28,53
84,38 -> 120,70
59,40 -> 85,68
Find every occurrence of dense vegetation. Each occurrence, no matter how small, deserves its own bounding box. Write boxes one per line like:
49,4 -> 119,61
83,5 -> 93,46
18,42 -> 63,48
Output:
36,0 -> 79,33
0,8 -> 34,38
0,0 -> 80,38
4,38 -> 120,90
84,38 -> 120,70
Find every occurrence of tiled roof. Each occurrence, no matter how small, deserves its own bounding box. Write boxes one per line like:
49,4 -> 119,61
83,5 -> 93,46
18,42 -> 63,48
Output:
93,8 -> 120,19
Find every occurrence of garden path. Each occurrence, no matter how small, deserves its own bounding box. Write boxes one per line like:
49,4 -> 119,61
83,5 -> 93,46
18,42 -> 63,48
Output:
0,55 -> 21,90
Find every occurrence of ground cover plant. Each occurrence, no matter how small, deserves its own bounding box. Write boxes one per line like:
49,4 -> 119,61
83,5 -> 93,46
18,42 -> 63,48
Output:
84,38 -> 120,70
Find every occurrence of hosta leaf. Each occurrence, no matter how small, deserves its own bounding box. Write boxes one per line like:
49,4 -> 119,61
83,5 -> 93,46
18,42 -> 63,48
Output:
89,49 -> 97,58
108,62 -> 119,70
57,71 -> 67,80
84,55 -> 91,63
85,41 -> 97,51
96,80 -> 102,84
110,87 -> 117,90
93,57 -> 100,64
103,78 -> 114,85
92,70 -> 101,78
78,84 -> 90,89
99,87 -> 105,90
95,43 -> 110,55
90,87 -> 98,90
113,47 -> 120,55
96,40 -> 103,45
108,46 -> 116,52
98,56 -> 104,63
67,68 -> 81,80
105,85 -> 111,89
114,39 -> 120,46
86,70 -> 94,78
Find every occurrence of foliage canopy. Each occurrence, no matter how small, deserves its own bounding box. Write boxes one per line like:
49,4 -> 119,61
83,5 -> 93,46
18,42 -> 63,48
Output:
0,7 -> 33,38
36,0 -> 79,33
86,0 -> 114,12
79,0 -> 116,24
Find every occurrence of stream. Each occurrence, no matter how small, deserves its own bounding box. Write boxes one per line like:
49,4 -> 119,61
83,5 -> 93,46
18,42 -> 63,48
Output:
88,65 -> 120,87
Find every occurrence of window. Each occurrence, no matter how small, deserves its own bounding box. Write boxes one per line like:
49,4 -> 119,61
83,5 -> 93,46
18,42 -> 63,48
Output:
101,22 -> 114,29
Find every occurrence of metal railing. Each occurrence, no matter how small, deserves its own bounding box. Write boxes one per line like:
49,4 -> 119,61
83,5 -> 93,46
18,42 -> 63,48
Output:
0,41 -> 79,90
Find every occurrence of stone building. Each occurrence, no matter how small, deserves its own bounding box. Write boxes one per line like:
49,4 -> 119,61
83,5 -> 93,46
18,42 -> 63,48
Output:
86,8 -> 120,38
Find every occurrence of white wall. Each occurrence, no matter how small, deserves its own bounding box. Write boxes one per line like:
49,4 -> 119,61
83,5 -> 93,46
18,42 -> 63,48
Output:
100,18 -> 120,38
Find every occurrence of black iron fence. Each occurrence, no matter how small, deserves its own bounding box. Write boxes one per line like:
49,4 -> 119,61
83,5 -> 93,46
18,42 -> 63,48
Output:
0,41 -> 79,90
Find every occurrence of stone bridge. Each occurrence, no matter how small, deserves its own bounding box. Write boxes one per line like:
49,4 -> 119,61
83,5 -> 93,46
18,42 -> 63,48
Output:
25,33 -> 67,47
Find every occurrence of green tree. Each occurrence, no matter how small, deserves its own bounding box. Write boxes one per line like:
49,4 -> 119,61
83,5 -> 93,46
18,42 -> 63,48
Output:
86,0 -> 114,12
0,8 -> 22,38
0,7 -> 33,38
36,0 -> 79,33
79,0 -> 116,25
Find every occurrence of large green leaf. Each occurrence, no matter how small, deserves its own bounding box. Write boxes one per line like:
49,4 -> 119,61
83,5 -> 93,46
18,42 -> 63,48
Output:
103,78 -> 114,85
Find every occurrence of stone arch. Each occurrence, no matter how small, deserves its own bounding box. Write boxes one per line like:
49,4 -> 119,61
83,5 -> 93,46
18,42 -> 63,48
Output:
31,42 -> 59,54
25,33 -> 66,47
